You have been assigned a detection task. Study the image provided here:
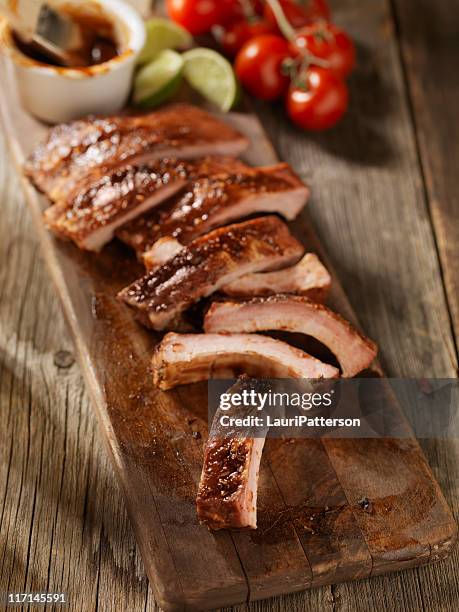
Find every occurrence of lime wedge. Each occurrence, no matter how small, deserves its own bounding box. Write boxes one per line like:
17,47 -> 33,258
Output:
182,48 -> 238,113
133,49 -> 184,109
139,17 -> 192,65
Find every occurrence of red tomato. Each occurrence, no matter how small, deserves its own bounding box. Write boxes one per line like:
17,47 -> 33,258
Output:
167,0 -> 222,35
293,22 -> 356,78
219,0 -> 244,25
252,0 -> 265,15
219,0 -> 264,25
221,19 -> 274,57
235,34 -> 293,100
264,0 -> 330,30
286,67 -> 348,130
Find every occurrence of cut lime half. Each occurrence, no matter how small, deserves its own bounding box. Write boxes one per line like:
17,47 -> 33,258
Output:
182,48 -> 238,113
133,49 -> 184,109
139,18 -> 192,65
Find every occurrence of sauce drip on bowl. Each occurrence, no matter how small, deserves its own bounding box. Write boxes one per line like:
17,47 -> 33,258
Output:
12,7 -> 119,68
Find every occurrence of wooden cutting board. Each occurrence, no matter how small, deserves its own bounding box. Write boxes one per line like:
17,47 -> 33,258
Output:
0,58 -> 456,611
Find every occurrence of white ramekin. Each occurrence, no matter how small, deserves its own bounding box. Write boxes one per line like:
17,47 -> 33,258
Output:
1,0 -> 146,123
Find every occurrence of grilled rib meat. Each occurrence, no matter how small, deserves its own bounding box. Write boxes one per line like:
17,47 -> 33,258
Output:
43,157 -> 281,252
24,104 -> 248,201
197,377 -> 269,530
197,435 -> 265,530
152,332 -> 339,390
222,253 -> 331,301
204,295 -> 377,377
117,160 -> 309,260
143,248 -> 331,301
118,216 -> 304,331
43,159 -> 194,251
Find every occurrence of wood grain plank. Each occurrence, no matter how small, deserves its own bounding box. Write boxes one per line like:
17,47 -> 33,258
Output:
0,128 -> 158,612
322,437 -> 453,573
265,439 -> 373,586
390,0 -> 459,352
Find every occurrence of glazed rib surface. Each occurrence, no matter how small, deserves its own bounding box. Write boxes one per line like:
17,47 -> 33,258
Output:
197,434 -> 265,530
197,376 -> 267,530
118,216 -> 304,331
24,104 -> 248,201
43,159 -> 195,251
117,160 -> 309,260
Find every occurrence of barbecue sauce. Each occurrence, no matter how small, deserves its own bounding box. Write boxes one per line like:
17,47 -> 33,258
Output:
12,7 -> 119,68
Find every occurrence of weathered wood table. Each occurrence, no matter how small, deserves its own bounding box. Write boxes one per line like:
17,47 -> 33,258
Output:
1,0 -> 458,610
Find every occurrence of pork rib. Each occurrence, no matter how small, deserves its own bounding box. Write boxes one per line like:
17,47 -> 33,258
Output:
197,435 -> 265,530
197,377 -> 269,530
222,253 -> 331,301
118,216 -> 304,331
152,332 -> 339,390
24,104 -> 248,202
204,296 -> 377,377
116,160 -> 309,259
143,247 -> 331,301
43,159 -> 195,251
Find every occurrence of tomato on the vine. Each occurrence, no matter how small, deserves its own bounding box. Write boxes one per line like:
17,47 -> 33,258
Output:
286,67 -> 348,130
235,34 -> 293,100
293,22 -> 355,79
221,19 -> 274,57
166,0 -> 222,35
264,0 -> 330,30
219,0 -> 244,25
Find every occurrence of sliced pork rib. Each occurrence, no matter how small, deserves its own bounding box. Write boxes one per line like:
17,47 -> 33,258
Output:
152,332 -> 339,390
204,296 -> 377,377
118,216 -> 304,331
117,159 -> 309,259
222,253 -> 331,301
197,377 -> 268,530
142,249 -> 331,300
43,159 -> 194,251
24,104 -> 248,202
197,435 -> 265,530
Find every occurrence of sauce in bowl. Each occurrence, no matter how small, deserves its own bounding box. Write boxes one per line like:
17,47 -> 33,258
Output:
13,7 -> 120,68
2,0 -> 145,123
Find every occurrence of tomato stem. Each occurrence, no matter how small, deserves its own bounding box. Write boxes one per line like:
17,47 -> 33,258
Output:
265,0 -> 296,41
267,0 -> 331,72
305,55 -> 330,69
